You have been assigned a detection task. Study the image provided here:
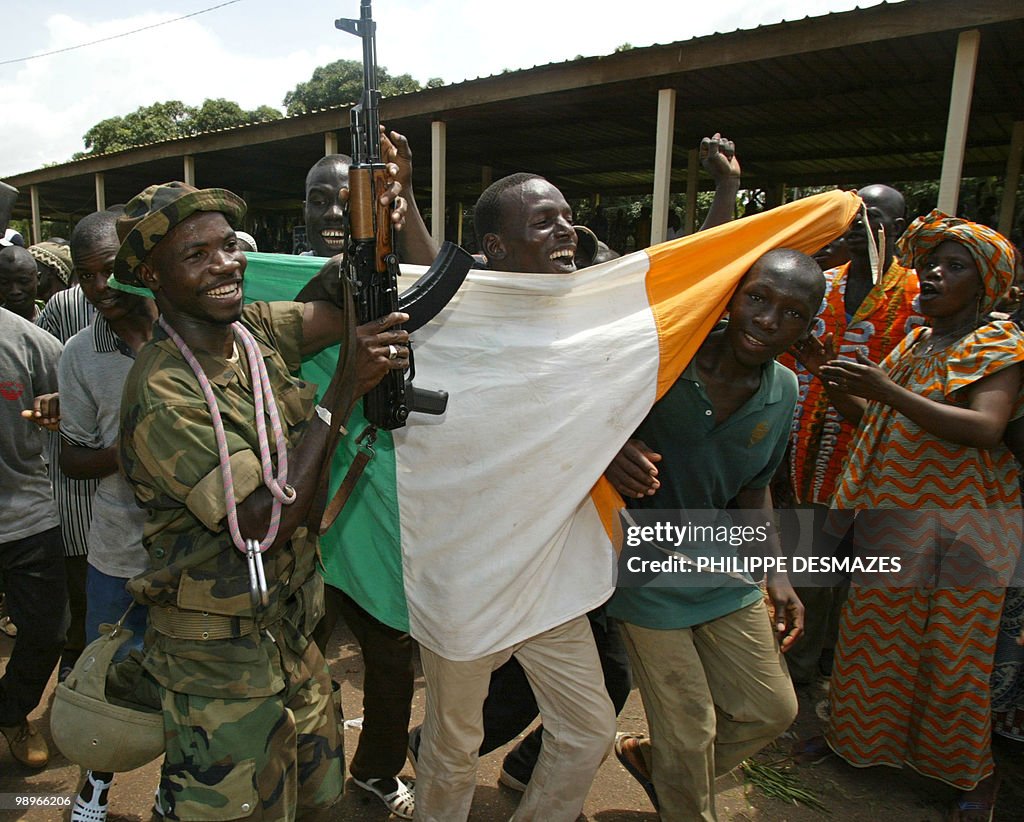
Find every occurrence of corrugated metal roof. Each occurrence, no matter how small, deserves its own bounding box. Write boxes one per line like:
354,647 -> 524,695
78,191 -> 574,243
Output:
5,0 -> 1022,234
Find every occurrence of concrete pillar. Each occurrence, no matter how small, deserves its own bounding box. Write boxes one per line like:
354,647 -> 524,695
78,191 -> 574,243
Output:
183,155 -> 196,186
685,149 -> 698,234
324,131 -> 339,157
431,120 -> 447,245
30,185 -> 41,244
937,29 -> 981,215
94,172 -> 106,212
998,120 -> 1023,236
650,88 -> 676,247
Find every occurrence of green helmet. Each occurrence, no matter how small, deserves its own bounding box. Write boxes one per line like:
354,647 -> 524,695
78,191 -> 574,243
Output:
50,623 -> 164,773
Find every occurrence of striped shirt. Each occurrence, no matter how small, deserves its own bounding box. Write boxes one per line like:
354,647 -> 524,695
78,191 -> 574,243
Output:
36,285 -> 97,558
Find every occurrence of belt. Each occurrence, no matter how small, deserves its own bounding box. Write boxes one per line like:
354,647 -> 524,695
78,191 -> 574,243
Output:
149,606 -> 257,641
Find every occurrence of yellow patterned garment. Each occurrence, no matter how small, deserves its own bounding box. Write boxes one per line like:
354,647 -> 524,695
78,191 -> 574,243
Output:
827,319 -> 1024,789
834,320 -> 1024,521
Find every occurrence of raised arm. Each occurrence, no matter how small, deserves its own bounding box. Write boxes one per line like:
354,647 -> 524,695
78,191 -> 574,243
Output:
295,253 -> 412,395
382,127 -> 440,266
699,133 -> 742,231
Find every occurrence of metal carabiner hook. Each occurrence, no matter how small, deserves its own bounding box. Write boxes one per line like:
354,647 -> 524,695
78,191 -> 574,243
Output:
246,539 -> 268,610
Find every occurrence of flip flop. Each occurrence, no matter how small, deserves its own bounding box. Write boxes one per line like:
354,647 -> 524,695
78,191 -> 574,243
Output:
352,776 -> 415,820
614,732 -> 659,811
950,800 -> 995,822
949,774 -> 999,822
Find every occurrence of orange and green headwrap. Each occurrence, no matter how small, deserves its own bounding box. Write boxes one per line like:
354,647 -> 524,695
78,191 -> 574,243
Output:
897,209 -> 1019,315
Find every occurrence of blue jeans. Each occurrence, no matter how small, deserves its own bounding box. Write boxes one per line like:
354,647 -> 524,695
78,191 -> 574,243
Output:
0,526 -> 67,726
85,565 -> 146,659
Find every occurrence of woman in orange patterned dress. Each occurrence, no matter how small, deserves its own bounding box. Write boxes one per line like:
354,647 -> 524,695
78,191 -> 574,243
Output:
811,212 -> 1023,821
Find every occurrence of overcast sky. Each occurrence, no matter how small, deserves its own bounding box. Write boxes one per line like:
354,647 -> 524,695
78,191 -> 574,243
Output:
0,0 -> 892,178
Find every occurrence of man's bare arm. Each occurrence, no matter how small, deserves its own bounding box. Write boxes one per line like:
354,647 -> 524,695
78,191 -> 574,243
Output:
382,128 -> 440,266
699,133 -> 741,231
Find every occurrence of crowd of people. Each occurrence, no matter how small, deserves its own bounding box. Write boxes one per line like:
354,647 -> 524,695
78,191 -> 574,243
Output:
1,130 -> 1022,822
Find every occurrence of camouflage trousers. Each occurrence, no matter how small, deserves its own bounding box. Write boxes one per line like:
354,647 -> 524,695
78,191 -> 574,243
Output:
156,638 -> 344,821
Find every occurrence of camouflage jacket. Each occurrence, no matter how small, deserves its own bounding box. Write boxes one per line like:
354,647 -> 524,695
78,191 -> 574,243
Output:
120,301 -> 323,697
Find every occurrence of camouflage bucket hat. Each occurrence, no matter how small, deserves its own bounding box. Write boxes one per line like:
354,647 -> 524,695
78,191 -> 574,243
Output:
113,181 -> 246,287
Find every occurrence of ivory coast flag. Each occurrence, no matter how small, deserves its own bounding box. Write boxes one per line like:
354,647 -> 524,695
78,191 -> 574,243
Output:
244,189 -> 859,660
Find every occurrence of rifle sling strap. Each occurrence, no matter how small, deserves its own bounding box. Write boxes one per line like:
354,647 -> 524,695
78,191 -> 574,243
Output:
296,260 -> 364,535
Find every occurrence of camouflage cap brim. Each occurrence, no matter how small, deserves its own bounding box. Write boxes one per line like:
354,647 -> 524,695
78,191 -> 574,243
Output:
113,183 -> 246,287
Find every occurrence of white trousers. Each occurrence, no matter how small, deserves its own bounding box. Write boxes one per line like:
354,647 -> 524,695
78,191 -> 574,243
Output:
415,614 -> 616,821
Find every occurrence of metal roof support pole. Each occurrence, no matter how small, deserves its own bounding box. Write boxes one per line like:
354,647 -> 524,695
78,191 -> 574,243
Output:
937,29 -> 980,215
30,185 -> 41,245
324,131 -> 339,156
651,88 -> 676,247
684,149 -> 698,234
431,120 -> 446,245
481,166 -> 493,192
183,155 -> 196,187
998,120 -> 1023,236
95,173 -> 106,212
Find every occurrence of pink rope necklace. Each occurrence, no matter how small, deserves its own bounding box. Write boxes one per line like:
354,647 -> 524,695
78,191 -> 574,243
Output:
159,316 -> 296,607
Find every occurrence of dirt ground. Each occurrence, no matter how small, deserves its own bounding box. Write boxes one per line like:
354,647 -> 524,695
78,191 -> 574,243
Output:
2,624 -> 1022,822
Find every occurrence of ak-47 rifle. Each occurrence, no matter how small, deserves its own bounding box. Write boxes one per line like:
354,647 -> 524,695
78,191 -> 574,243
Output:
336,0 -> 472,430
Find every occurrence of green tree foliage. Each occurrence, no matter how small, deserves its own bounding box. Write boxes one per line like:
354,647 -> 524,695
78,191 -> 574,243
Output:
282,59 -> 431,115
75,99 -> 282,157
250,105 -> 286,123
191,98 -> 249,132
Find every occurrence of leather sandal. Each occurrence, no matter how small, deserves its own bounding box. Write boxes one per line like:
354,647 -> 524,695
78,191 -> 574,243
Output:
614,732 -> 659,811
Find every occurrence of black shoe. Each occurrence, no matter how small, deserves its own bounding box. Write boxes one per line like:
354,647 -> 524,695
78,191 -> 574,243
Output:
498,753 -> 533,793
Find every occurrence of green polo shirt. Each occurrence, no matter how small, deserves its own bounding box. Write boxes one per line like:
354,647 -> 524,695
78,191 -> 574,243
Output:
607,350 -> 797,630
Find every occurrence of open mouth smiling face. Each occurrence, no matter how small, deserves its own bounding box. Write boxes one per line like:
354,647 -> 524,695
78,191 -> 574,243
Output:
305,159 -> 351,258
548,245 -> 576,272
497,178 -> 578,275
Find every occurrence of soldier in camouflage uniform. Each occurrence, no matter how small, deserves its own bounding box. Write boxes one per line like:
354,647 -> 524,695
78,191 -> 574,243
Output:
112,181 -> 410,821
